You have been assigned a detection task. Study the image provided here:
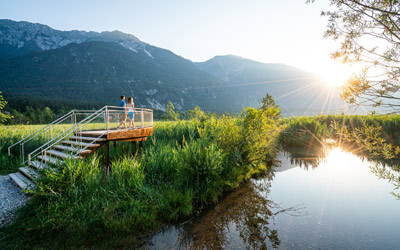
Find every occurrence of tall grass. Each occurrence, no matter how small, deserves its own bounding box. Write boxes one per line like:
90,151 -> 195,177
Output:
1,108 -> 280,249
279,114 -> 400,148
0,124 -> 72,174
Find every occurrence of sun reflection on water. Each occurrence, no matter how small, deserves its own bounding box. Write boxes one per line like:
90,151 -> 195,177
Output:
147,146 -> 400,250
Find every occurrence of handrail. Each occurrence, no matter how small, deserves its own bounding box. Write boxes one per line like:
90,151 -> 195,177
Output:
28,107 -> 106,164
38,109 -> 108,163
8,111 -> 75,156
105,106 -> 154,112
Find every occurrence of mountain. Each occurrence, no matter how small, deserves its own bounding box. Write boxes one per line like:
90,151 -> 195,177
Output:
0,19 -> 98,60
0,19 -> 345,114
195,55 -> 345,114
195,55 -> 307,83
0,41 -> 226,111
0,19 -> 228,111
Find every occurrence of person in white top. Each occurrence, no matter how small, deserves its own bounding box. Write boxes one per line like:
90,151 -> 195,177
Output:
127,97 -> 136,129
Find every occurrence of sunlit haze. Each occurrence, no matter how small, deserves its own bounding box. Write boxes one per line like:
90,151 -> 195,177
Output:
0,0 -> 351,79
318,62 -> 354,88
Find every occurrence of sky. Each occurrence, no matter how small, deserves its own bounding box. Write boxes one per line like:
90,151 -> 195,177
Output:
0,0 -> 353,80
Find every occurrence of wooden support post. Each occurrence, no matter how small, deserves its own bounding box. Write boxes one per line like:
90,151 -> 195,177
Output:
105,141 -> 110,168
131,141 -> 136,155
113,141 -> 117,148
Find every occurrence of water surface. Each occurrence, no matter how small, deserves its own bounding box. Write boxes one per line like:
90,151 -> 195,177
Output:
146,147 -> 400,249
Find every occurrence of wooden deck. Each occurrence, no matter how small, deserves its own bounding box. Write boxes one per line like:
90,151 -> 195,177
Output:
77,127 -> 153,142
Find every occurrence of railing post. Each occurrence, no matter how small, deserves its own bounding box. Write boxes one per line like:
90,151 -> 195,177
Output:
141,110 -> 144,128
28,154 -> 31,166
21,143 -> 24,163
106,106 -> 109,132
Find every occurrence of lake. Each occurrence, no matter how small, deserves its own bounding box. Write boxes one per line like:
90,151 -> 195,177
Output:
145,146 -> 400,249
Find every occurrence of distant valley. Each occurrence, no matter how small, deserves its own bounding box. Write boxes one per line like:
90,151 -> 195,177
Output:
0,19 -> 345,114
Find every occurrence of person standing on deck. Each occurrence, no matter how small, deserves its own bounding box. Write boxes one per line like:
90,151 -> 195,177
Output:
127,97 -> 136,129
117,95 -> 127,129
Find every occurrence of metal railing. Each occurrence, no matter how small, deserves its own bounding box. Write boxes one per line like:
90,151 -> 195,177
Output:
104,106 -> 153,131
29,107 -> 108,165
7,111 -> 76,162
13,106 -> 153,166
7,109 -> 103,162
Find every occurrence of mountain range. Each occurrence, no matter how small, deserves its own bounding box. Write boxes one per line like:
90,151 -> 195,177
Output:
0,19 -> 345,114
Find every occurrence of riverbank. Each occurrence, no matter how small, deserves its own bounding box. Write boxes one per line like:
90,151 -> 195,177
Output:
0,106 -> 281,249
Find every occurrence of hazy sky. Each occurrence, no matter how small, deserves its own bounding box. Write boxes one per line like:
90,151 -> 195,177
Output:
0,0 -> 350,77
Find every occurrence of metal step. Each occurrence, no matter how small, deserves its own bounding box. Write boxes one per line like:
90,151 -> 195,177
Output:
54,145 -> 92,155
69,136 -> 106,142
46,150 -> 80,160
9,172 -> 36,191
19,166 -> 40,180
37,155 -> 63,166
61,140 -> 101,148
30,160 -> 50,170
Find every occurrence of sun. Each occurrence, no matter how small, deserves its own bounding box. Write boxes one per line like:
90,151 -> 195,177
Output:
323,71 -> 349,87
317,61 -> 353,88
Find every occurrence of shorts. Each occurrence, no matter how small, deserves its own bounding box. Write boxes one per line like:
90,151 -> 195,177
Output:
119,113 -> 127,120
128,112 -> 135,119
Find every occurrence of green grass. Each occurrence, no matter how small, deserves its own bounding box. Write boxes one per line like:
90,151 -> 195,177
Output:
279,114 -> 400,147
0,108 -> 280,249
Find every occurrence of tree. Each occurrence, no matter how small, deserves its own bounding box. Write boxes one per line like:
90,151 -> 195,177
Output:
187,105 -> 206,120
241,94 -> 281,164
260,93 -> 281,119
165,101 -> 179,121
0,92 -> 12,124
312,0 -> 400,113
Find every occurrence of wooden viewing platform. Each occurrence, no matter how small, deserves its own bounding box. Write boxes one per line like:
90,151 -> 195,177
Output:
77,127 -> 154,166
8,106 -> 154,192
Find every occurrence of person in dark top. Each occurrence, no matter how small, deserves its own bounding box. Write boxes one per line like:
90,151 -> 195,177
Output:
117,95 -> 127,129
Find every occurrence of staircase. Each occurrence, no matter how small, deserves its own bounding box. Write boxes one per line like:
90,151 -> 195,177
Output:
8,133 -> 107,191
7,106 -> 154,192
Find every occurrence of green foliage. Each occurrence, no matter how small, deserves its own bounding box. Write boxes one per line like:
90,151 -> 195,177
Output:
279,116 -> 331,147
165,100 -> 179,121
187,105 -> 206,120
314,0 -> 400,112
332,116 -> 400,160
280,114 -> 400,156
1,105 -> 281,248
5,105 -> 57,125
0,91 -> 11,124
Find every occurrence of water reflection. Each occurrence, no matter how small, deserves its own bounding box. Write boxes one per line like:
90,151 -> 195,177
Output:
147,172 -> 306,249
147,145 -> 400,249
281,143 -> 400,198
281,145 -> 327,170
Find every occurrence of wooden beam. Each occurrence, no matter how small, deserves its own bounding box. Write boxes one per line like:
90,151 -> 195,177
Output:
107,127 -> 153,140
105,141 -> 109,167
131,141 -> 136,155
118,137 -> 148,142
